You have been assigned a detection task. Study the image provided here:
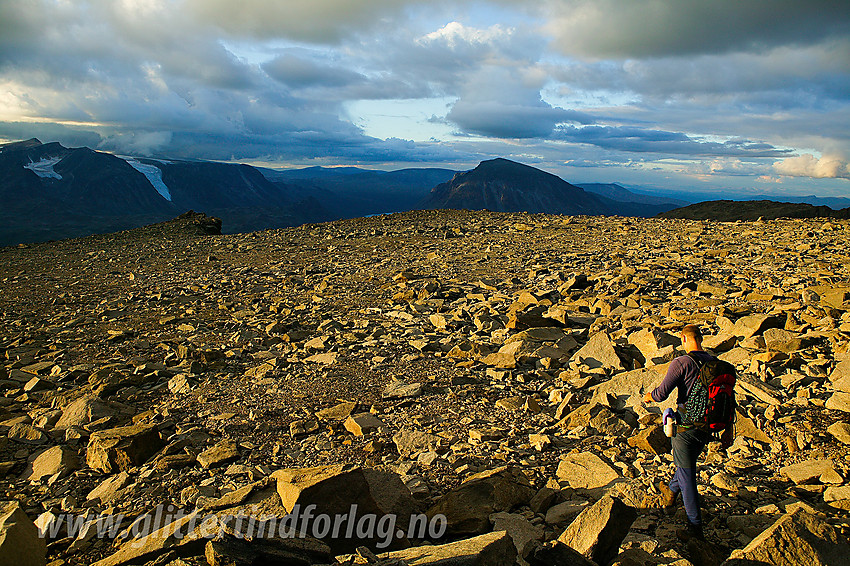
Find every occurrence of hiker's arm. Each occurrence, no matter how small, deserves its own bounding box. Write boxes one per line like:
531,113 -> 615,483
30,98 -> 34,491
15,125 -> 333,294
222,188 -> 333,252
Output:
648,358 -> 683,403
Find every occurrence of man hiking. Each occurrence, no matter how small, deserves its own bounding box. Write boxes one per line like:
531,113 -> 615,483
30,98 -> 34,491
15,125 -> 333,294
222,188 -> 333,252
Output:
644,324 -> 735,541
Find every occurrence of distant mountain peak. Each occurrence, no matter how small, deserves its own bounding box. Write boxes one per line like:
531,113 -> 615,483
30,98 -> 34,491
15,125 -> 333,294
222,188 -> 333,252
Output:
421,158 -> 607,215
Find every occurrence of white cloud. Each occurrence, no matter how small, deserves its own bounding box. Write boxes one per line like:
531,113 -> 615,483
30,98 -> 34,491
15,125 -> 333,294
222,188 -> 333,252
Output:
773,154 -> 850,180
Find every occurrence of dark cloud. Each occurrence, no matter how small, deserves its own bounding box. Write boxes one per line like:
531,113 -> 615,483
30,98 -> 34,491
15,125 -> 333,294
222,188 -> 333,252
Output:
545,0 -> 850,58
552,125 -> 793,157
263,54 -> 368,89
185,0 -> 407,43
448,101 -> 592,138
0,0 -> 846,188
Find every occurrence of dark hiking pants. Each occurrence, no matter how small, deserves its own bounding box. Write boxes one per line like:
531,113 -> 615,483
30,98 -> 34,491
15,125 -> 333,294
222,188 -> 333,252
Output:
669,427 -> 711,526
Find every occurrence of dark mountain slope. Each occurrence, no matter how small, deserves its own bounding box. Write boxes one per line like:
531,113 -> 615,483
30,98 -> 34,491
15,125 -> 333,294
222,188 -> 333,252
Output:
658,200 -> 850,221
262,166 -> 456,219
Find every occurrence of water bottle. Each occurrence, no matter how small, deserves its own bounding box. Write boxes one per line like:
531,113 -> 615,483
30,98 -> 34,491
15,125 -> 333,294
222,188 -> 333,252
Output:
663,408 -> 677,438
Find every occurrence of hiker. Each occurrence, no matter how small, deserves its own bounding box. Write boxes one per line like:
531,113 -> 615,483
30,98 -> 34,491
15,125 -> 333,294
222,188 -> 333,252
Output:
643,324 -> 736,541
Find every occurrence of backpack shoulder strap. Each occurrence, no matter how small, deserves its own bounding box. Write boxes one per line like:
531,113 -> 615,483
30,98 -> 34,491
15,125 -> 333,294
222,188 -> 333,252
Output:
686,351 -> 711,387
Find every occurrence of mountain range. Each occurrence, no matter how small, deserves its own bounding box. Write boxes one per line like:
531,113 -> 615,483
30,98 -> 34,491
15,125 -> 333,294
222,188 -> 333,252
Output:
0,139 -> 690,246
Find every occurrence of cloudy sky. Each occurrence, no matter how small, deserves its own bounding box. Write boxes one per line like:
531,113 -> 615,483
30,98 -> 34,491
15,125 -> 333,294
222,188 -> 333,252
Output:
1,0 -> 849,197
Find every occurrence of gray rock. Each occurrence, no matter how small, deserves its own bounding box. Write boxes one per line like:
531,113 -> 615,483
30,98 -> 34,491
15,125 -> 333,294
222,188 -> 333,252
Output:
489,511 -> 544,558
763,328 -> 806,353
382,381 -> 424,399
393,428 -> 442,458
545,499 -> 589,525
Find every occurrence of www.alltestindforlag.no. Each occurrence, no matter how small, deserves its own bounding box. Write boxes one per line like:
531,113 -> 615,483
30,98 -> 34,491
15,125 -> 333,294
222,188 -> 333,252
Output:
40,504 -> 448,549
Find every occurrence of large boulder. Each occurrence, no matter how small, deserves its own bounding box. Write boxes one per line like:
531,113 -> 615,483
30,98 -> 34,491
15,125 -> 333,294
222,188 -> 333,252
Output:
780,459 -> 843,485
763,328 -> 806,353
385,530 -> 516,566
587,367 -> 676,416
22,445 -> 80,482
204,533 -> 332,566
86,424 -> 163,473
730,314 -> 784,339
556,453 -> 619,489
426,466 -> 534,535
572,332 -> 625,371
557,495 -> 637,565
722,509 -> 850,566
627,328 -> 679,364
272,464 -> 416,552
0,501 -> 46,566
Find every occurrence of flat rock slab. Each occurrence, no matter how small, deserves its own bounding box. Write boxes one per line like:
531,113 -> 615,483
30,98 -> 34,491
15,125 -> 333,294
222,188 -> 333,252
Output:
393,428 -> 441,457
780,459 -> 843,485
385,530 -> 516,566
344,413 -> 385,436
827,422 -> 850,445
197,439 -> 240,469
556,452 -> 619,489
23,445 -> 80,482
382,381 -> 424,399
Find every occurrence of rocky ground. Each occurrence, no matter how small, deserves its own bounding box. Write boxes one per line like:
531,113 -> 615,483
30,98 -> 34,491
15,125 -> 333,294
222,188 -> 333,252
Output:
1,210 -> 850,566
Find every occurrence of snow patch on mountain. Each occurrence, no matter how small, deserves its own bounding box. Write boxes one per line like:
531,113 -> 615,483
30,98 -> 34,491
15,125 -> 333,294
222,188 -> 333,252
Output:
125,159 -> 171,201
24,156 -> 63,179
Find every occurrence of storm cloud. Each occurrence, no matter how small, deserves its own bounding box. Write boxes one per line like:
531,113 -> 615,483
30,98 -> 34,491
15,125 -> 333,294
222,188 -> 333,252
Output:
0,0 -> 848,194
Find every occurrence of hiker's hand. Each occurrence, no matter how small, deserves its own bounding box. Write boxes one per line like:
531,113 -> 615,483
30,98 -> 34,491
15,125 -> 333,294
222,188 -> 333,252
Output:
720,428 -> 734,450
643,391 -> 653,404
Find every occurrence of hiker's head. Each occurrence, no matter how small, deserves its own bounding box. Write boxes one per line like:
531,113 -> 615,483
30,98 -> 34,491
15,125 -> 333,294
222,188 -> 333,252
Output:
680,324 -> 703,352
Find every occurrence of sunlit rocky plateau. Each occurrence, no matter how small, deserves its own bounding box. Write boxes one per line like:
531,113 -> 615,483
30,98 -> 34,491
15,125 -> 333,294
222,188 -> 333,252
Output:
1,210 -> 849,566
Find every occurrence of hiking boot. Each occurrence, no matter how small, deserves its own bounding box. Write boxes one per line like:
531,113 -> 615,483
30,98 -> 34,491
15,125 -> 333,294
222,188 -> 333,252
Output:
658,482 -> 678,514
676,522 -> 705,542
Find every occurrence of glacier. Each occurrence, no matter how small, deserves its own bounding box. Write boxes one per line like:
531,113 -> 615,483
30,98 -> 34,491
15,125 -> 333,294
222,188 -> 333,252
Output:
24,156 -> 63,179
124,159 -> 172,202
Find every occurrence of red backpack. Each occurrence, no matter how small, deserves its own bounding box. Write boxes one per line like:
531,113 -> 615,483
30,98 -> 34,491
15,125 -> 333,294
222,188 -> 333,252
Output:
683,353 -> 736,431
